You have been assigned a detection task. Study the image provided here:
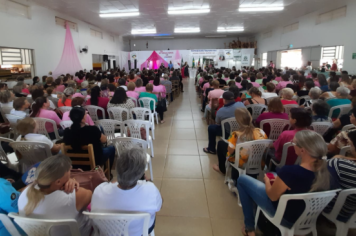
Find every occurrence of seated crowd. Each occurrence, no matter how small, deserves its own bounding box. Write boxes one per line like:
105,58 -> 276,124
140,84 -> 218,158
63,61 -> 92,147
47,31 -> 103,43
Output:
1,64 -> 356,236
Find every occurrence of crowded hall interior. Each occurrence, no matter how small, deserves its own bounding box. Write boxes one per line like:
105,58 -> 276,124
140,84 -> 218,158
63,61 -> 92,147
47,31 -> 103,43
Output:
1,0 -> 356,235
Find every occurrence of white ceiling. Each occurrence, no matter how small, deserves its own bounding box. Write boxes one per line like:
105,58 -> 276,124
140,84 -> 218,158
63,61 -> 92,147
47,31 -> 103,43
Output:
29,0 -> 346,39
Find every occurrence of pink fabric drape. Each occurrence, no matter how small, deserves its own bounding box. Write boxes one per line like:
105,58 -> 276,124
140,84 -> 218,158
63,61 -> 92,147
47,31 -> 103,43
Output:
140,51 -> 168,70
53,23 -> 83,78
174,50 -> 181,67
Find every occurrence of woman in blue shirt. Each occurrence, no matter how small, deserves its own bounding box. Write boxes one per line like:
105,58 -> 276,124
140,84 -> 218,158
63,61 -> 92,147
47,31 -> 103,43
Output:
237,130 -> 333,236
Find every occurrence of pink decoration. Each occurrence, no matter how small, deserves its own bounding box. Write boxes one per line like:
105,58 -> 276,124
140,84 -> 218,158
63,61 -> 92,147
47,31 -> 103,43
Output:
140,51 -> 168,70
53,23 -> 83,78
174,50 -> 181,67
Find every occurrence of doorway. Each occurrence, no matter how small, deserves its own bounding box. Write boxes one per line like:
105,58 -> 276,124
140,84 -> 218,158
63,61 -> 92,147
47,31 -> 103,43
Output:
280,49 -> 302,69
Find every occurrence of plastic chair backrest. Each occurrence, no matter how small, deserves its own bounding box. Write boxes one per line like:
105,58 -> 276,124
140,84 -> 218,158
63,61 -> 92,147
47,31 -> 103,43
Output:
5,114 -> 23,124
33,117 -> 61,140
278,142 -> 296,167
297,95 -> 311,106
233,139 -> 273,175
95,119 -> 122,143
0,213 -> 21,236
82,211 -> 151,236
274,190 -> 339,236
221,117 -> 239,141
339,145 -> 351,156
0,137 -> 14,165
324,188 -> 356,227
128,97 -> 138,107
112,137 -> 148,156
8,212 -> 80,236
122,120 -> 150,142
138,97 -> 156,111
108,107 -> 130,121
342,124 -> 356,132
130,107 -> 152,121
260,119 -> 290,141
60,121 -> 73,129
245,104 -> 268,120
283,104 -> 299,115
310,122 -> 333,136
328,104 -> 352,119
84,105 -> 106,121
10,141 -> 52,172
58,106 -> 72,113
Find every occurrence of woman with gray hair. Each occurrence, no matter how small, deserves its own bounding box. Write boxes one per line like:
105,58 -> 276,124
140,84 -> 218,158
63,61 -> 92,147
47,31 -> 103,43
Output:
327,86 -> 351,118
302,87 -> 321,108
0,90 -> 14,107
160,74 -> 173,102
91,148 -> 162,235
280,87 -> 298,105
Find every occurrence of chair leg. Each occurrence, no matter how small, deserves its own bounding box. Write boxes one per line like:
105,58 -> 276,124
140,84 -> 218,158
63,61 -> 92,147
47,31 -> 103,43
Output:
149,160 -> 154,181
150,229 -> 155,236
150,140 -> 154,157
224,161 -> 230,184
335,222 -> 348,236
155,113 -> 159,124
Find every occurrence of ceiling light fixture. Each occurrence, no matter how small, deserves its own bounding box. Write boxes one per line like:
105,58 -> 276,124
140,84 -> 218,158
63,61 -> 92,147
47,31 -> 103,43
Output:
217,27 -> 244,32
99,11 -> 140,17
168,9 -> 210,15
131,29 -> 156,35
238,6 -> 284,12
174,28 -> 200,33
205,35 -> 227,38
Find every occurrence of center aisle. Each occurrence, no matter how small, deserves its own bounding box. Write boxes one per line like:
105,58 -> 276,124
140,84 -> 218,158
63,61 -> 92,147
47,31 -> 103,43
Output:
148,78 -> 244,236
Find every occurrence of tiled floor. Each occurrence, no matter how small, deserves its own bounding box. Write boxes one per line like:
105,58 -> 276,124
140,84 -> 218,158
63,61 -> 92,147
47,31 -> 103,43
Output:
143,79 -> 355,236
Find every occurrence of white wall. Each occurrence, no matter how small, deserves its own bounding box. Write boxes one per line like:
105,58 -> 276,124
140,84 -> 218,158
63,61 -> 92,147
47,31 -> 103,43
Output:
256,0 -> 356,73
0,4 -> 126,76
129,36 -> 252,51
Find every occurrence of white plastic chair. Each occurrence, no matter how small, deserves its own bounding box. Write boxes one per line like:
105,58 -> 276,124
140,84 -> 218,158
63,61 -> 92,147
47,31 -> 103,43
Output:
0,137 -> 18,171
84,105 -> 106,121
83,211 -> 155,236
130,107 -> 155,140
339,145 -> 351,156
60,120 -> 73,129
138,98 -> 159,124
270,142 -> 300,169
8,212 -> 80,236
10,141 -> 52,172
322,188 -> 356,236
113,137 -> 153,180
328,104 -> 352,119
108,107 -> 130,121
260,119 -> 291,141
225,139 -> 273,206
128,97 -> 138,107
255,190 -> 340,236
32,117 -> 62,141
310,122 -> 333,136
95,119 -> 122,144
284,104 -> 299,115
342,124 -> 356,132
58,106 -> 72,113
0,106 -> 13,122
122,120 -> 154,157
221,117 -> 239,143
266,96 -> 278,104
0,213 -> 21,236
5,114 -> 23,139
297,95 -> 311,106
245,104 -> 268,120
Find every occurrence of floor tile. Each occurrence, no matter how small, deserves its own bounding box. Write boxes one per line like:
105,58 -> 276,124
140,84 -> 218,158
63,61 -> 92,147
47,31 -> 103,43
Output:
152,140 -> 169,155
195,128 -> 208,140
159,179 -> 209,218
172,120 -> 195,129
170,128 -> 197,140
200,155 -> 225,180
210,219 -> 244,236
145,154 -> 166,179
194,120 -> 208,129
174,112 -> 193,120
168,140 -> 199,155
163,155 -> 202,179
155,216 -> 213,236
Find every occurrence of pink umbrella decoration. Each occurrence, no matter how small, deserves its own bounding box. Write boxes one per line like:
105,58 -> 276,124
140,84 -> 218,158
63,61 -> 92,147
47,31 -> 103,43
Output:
140,51 -> 168,70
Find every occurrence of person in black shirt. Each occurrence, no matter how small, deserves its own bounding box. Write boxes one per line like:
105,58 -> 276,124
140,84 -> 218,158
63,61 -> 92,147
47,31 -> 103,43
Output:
63,107 -> 115,169
217,73 -> 227,86
297,79 -> 315,104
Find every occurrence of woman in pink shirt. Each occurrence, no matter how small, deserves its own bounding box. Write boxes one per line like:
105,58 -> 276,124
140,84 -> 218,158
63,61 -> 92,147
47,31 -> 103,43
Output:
204,80 -> 224,119
235,77 -> 243,89
135,78 -> 147,92
85,86 -> 110,118
62,97 -> 94,125
153,77 -> 166,99
274,72 -> 282,82
30,96 -> 63,139
249,76 -> 260,88
126,82 -> 139,100
275,74 -> 292,91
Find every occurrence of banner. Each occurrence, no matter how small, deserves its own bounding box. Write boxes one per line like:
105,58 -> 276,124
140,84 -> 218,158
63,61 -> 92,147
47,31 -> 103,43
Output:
157,50 -> 175,60
190,49 -> 218,57
224,49 -> 233,59
241,54 -> 250,66
131,52 -> 137,60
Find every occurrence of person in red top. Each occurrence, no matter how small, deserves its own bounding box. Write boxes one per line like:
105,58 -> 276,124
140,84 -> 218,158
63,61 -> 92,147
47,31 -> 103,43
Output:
216,85 -> 241,114
280,88 -> 298,105
58,87 -> 74,107
331,60 -> 338,71
85,86 -> 110,118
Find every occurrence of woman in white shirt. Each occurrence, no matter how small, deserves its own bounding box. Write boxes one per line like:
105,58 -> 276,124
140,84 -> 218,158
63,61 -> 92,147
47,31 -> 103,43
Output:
18,154 -> 92,236
91,148 -> 162,236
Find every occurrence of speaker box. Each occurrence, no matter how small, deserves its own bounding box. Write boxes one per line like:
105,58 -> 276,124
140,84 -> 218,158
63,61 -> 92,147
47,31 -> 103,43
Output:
103,55 -> 109,61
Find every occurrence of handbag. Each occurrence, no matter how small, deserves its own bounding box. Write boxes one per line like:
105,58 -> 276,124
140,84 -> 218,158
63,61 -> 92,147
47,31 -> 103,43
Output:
70,166 -> 108,192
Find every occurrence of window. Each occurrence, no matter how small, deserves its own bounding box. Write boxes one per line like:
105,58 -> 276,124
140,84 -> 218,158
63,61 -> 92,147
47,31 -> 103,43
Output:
262,53 -> 267,67
91,29 -> 103,39
0,1 -> 30,19
316,6 -> 346,25
321,46 -> 344,67
283,22 -> 299,34
55,17 -> 78,31
0,48 -> 33,65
